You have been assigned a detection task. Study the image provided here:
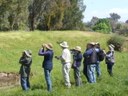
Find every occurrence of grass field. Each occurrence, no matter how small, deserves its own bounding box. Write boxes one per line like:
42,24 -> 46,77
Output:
0,31 -> 128,96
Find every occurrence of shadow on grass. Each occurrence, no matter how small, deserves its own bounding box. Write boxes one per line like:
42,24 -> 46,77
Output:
124,79 -> 128,85
31,84 -> 44,90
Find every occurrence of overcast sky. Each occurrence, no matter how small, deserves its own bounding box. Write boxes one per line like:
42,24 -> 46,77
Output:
83,0 -> 128,22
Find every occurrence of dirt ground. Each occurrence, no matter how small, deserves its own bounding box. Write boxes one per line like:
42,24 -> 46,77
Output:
0,72 -> 19,87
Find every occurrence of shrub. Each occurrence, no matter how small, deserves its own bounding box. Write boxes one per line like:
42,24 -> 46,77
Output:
92,19 -> 112,33
107,35 -> 125,51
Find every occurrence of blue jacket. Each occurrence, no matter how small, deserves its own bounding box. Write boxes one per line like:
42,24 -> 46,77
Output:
83,48 -> 99,65
72,52 -> 82,68
38,49 -> 54,70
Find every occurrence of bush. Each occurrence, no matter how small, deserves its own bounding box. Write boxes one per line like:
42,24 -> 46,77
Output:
107,35 -> 125,51
92,19 -> 112,33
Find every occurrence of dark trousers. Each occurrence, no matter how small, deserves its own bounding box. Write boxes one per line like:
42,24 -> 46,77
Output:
83,64 -> 89,82
74,67 -> 82,86
106,62 -> 114,76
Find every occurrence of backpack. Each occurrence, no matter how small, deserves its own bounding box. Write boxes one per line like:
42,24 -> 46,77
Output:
90,49 -> 98,64
98,49 -> 105,61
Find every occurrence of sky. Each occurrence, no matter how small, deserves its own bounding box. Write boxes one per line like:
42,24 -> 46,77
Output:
83,0 -> 128,22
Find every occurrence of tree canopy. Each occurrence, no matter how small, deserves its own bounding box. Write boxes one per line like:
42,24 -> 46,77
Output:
0,0 -> 86,31
92,19 -> 112,33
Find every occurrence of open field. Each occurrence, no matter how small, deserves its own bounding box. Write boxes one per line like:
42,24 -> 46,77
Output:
0,31 -> 128,96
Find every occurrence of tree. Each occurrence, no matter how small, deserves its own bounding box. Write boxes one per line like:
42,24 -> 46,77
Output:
28,0 -> 46,31
0,0 -> 10,30
0,0 -> 86,31
108,13 -> 121,32
92,19 -> 112,33
28,0 -> 70,30
110,13 -> 121,22
125,20 -> 128,24
86,16 -> 99,28
62,0 -> 86,30
0,0 -> 30,31
43,0 -> 71,30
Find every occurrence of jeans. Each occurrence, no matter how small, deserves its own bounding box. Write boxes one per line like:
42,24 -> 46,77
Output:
95,63 -> 101,77
74,67 -> 82,86
26,77 -> 30,88
87,64 -> 96,83
44,69 -> 52,91
20,77 -> 29,91
106,62 -> 114,76
62,63 -> 71,87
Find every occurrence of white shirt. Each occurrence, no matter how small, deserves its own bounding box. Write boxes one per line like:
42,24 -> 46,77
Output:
61,48 -> 71,64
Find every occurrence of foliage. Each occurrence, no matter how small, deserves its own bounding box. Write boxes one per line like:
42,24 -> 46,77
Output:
86,16 -> 99,28
108,13 -> 121,32
125,20 -> 128,24
0,0 -> 30,31
109,13 -> 121,22
0,0 -> 86,31
92,19 -> 112,33
116,23 -> 128,36
107,35 -> 125,51
62,0 -> 86,30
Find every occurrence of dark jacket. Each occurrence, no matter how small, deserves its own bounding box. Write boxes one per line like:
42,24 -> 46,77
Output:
38,48 -> 54,70
72,52 -> 82,68
83,48 -> 99,65
19,57 -> 32,77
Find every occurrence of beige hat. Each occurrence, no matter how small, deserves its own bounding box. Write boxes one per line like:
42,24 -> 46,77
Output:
24,50 -> 32,57
74,46 -> 81,52
109,44 -> 115,48
45,43 -> 53,50
60,41 -> 69,48
95,42 -> 99,45
89,42 -> 96,45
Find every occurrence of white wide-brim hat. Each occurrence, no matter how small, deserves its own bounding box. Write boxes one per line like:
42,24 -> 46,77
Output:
24,50 -> 32,57
60,41 -> 69,48
109,44 -> 115,48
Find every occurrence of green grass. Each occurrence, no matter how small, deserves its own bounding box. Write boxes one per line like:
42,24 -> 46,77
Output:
0,31 -> 128,96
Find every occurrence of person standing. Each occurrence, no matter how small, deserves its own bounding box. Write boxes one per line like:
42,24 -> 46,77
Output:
105,44 -> 115,76
83,43 -> 90,82
83,42 -> 99,83
55,41 -> 71,88
38,43 -> 54,92
71,46 -> 82,86
95,42 -> 102,77
19,50 -> 32,91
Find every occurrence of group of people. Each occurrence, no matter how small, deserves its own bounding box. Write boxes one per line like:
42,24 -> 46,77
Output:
83,42 -> 115,83
19,41 -> 115,91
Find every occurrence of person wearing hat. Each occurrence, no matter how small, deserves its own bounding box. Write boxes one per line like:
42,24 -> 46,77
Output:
71,46 -> 82,86
38,43 -> 54,92
83,42 -> 100,83
105,44 -> 115,76
55,41 -> 71,88
19,50 -> 32,91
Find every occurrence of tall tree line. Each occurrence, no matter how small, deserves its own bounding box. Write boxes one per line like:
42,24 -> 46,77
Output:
0,0 -> 86,31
